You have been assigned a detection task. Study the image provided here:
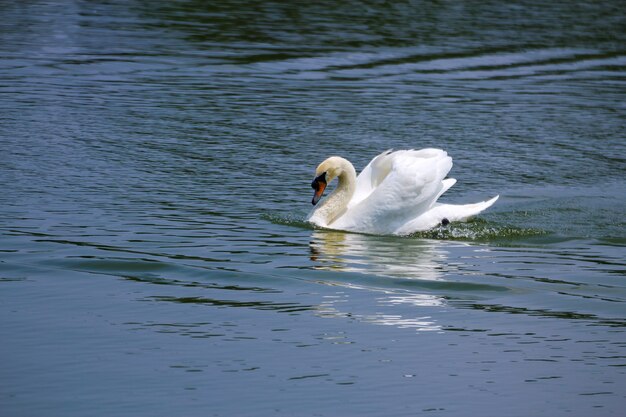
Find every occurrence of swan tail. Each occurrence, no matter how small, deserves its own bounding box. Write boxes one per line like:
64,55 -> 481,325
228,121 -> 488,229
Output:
393,195 -> 499,235
435,195 -> 499,222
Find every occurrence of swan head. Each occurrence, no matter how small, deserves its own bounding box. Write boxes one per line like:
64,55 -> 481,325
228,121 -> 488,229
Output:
311,156 -> 348,205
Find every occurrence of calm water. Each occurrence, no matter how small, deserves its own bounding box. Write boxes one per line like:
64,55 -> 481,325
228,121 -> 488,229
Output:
1,1 -> 625,416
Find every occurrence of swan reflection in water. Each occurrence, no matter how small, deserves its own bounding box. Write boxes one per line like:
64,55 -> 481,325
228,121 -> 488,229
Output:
309,230 -> 465,332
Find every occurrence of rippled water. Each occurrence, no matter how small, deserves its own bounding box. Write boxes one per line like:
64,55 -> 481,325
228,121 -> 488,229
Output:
1,1 -> 625,416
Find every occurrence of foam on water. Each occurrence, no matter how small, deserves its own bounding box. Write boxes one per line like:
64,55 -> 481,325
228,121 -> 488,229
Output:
264,213 -> 547,243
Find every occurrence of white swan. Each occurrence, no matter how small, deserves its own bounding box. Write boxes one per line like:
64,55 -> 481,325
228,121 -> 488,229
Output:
307,149 -> 499,235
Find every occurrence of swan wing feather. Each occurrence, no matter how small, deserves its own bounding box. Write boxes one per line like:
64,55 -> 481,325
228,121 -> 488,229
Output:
332,149 -> 452,234
349,149 -> 393,208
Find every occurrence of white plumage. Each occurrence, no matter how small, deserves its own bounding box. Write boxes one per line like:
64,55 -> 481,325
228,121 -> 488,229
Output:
307,149 -> 498,235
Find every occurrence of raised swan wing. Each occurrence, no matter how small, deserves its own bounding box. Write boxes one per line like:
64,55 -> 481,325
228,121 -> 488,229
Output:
348,149 -> 394,209
333,149 -> 452,234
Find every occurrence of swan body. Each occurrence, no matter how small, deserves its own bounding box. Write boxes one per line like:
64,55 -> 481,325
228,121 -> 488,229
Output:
307,149 -> 498,235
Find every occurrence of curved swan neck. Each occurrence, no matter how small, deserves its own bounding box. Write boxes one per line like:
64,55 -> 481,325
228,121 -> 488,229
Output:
309,158 -> 357,226
331,165 -> 357,207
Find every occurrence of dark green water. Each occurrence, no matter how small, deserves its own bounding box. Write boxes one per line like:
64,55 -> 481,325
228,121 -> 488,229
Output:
1,1 -> 625,416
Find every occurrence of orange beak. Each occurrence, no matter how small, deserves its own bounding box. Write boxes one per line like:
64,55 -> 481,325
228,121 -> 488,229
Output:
311,173 -> 327,205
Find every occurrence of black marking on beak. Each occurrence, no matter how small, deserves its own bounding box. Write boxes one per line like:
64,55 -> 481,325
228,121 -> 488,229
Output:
311,172 -> 327,205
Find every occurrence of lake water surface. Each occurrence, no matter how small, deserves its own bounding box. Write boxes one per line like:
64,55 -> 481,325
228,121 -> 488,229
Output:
1,1 -> 625,416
